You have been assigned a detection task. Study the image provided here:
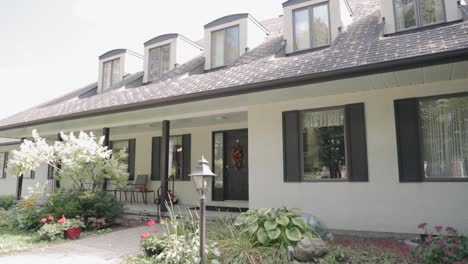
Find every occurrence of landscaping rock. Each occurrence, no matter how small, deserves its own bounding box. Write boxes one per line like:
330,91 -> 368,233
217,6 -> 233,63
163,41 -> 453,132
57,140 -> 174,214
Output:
294,237 -> 328,262
299,212 -> 330,238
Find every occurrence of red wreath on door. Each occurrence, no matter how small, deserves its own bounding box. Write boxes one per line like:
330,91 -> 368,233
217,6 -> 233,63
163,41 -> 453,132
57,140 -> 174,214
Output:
231,143 -> 242,170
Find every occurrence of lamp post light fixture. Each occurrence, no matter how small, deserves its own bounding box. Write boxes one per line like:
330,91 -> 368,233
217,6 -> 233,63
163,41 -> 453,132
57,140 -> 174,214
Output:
189,156 -> 216,264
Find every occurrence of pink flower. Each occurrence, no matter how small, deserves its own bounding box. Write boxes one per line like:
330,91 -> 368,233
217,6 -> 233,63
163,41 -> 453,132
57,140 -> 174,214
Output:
146,219 -> 157,227
438,239 -> 445,247
47,215 -> 54,221
451,243 -> 460,251
57,215 -> 67,224
140,233 -> 149,239
425,236 -> 433,243
40,218 -> 47,223
418,223 -> 427,229
435,225 -> 443,232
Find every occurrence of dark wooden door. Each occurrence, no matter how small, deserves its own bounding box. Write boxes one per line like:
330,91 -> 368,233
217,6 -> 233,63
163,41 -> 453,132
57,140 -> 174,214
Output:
224,129 -> 248,201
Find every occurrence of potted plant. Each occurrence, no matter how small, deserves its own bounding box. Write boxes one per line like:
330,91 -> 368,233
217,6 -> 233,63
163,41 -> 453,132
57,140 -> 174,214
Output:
58,215 -> 85,239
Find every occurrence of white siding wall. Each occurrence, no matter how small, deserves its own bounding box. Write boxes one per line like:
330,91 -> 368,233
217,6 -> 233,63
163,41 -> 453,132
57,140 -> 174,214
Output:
248,78 -> 468,235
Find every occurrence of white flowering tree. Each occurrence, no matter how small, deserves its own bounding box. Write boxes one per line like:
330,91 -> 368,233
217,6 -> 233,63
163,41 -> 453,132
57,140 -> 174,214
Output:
8,130 -> 128,191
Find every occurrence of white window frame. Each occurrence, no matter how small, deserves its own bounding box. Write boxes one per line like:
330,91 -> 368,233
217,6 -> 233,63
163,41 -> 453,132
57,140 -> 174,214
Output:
147,44 -> 171,82
292,2 -> 331,52
210,25 -> 240,68
101,58 -> 121,90
0,152 -> 7,179
393,0 -> 446,32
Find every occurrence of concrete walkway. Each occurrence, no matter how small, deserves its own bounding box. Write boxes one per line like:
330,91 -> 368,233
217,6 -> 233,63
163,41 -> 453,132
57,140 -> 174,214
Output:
0,225 -> 154,264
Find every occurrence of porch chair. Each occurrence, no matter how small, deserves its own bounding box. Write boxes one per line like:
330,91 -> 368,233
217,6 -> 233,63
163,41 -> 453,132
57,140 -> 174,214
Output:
125,174 -> 155,205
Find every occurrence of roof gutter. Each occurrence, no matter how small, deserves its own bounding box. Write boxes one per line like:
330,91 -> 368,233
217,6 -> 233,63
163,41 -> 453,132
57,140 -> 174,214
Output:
1,48 -> 468,132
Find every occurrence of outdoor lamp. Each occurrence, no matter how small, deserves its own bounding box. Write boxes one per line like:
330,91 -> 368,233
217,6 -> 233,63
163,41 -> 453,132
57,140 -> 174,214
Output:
189,156 -> 216,264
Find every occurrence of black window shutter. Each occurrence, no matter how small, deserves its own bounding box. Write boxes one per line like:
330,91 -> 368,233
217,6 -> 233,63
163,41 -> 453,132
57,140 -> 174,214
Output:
394,98 -> 423,182
345,103 -> 369,182
47,165 -> 54,180
283,111 -> 302,182
30,170 -> 35,179
182,134 -> 191,181
151,137 -> 161,181
128,139 -> 136,181
3,152 -> 8,179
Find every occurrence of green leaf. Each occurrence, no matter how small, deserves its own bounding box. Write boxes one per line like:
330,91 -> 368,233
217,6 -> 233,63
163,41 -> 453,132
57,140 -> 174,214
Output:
264,220 -> 278,231
276,215 -> 290,226
257,227 -> 270,245
248,223 -> 259,236
258,208 -> 272,216
291,217 -> 308,230
267,228 -> 281,240
234,215 -> 247,226
286,227 -> 302,242
245,215 -> 258,225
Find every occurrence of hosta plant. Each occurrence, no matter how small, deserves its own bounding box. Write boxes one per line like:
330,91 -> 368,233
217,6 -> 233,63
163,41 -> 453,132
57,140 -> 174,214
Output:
234,207 -> 318,247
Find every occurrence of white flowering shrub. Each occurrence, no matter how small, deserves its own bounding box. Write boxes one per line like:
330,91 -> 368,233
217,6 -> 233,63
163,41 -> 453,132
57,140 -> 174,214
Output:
8,130 -> 128,191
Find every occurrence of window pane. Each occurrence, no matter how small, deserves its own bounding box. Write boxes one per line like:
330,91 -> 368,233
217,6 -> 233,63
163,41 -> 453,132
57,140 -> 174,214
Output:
169,136 -> 183,180
419,96 -> 468,178
225,26 -> 240,65
420,0 -> 444,26
161,44 -> 171,75
211,30 -> 225,67
294,8 -> 311,51
0,152 -> 5,178
102,60 -> 112,90
148,47 -> 161,82
112,140 -> 129,169
213,133 -> 224,189
302,109 -> 346,180
312,4 -> 330,47
111,58 -> 120,86
395,0 -> 417,30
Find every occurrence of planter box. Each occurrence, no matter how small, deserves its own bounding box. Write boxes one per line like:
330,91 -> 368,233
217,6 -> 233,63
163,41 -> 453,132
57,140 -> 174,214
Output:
64,227 -> 81,240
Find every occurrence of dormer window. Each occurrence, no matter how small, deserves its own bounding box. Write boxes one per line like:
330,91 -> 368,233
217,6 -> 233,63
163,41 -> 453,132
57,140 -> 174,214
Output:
102,58 -> 121,90
148,44 -> 171,82
394,0 -> 445,31
211,26 -> 240,68
293,3 -> 330,51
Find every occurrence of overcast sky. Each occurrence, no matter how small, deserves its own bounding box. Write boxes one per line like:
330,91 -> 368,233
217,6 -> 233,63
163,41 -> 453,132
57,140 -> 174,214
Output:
0,0 -> 284,119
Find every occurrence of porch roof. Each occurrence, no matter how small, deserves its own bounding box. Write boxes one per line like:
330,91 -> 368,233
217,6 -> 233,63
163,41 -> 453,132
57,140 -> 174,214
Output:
0,0 -> 468,131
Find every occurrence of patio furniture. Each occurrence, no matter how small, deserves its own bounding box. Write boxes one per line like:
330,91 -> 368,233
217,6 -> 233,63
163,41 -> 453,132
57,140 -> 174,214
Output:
126,175 -> 155,205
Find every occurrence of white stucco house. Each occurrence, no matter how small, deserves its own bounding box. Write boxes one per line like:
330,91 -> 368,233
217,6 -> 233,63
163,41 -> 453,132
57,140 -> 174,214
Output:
0,0 -> 467,235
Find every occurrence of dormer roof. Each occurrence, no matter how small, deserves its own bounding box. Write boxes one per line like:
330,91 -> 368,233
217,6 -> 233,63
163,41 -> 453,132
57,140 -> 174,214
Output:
98,49 -> 127,60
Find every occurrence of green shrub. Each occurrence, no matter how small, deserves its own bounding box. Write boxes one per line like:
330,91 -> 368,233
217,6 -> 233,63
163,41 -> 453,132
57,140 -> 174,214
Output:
0,195 -> 15,210
208,217 -> 289,264
234,207 -> 317,248
0,187 -> 44,231
140,203 -> 219,263
44,189 -> 124,228
37,223 -> 63,241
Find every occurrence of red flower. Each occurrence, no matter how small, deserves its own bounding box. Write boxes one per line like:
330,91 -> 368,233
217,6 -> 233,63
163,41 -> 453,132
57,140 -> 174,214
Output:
435,225 -> 443,232
40,218 -> 47,223
445,226 -> 455,233
417,223 -> 427,229
425,236 -> 433,243
47,215 -> 54,221
140,233 -> 149,239
146,219 -> 157,227
438,239 -> 445,246
57,215 -> 67,224
452,243 -> 460,251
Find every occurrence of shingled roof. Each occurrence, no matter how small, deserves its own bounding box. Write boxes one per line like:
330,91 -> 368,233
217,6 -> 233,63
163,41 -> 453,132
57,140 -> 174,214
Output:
0,0 -> 467,130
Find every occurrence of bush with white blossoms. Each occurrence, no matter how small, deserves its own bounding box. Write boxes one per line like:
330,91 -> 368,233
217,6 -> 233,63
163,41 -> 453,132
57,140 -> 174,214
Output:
8,130 -> 128,191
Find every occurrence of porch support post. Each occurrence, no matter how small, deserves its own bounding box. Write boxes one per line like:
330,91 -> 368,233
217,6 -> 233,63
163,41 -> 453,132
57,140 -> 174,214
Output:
159,120 -> 170,212
102,127 -> 110,191
16,137 -> 26,200
55,133 -> 62,189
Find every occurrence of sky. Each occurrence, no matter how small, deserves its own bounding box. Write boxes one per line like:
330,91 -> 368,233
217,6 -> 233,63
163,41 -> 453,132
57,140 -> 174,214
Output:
0,0 -> 285,119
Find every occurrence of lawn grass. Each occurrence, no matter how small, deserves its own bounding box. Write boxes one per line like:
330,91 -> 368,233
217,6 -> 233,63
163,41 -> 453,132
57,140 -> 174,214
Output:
0,229 -> 46,255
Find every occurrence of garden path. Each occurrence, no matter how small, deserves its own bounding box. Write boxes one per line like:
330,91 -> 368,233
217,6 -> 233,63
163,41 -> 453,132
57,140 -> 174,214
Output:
0,225 -> 154,264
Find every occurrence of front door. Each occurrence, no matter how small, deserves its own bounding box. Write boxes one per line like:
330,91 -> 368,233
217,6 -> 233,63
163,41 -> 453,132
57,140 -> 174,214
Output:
223,129 -> 249,201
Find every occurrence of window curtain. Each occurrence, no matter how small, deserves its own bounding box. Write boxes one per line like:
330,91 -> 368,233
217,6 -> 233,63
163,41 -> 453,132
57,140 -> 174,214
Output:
302,108 -> 344,128
419,97 -> 468,177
